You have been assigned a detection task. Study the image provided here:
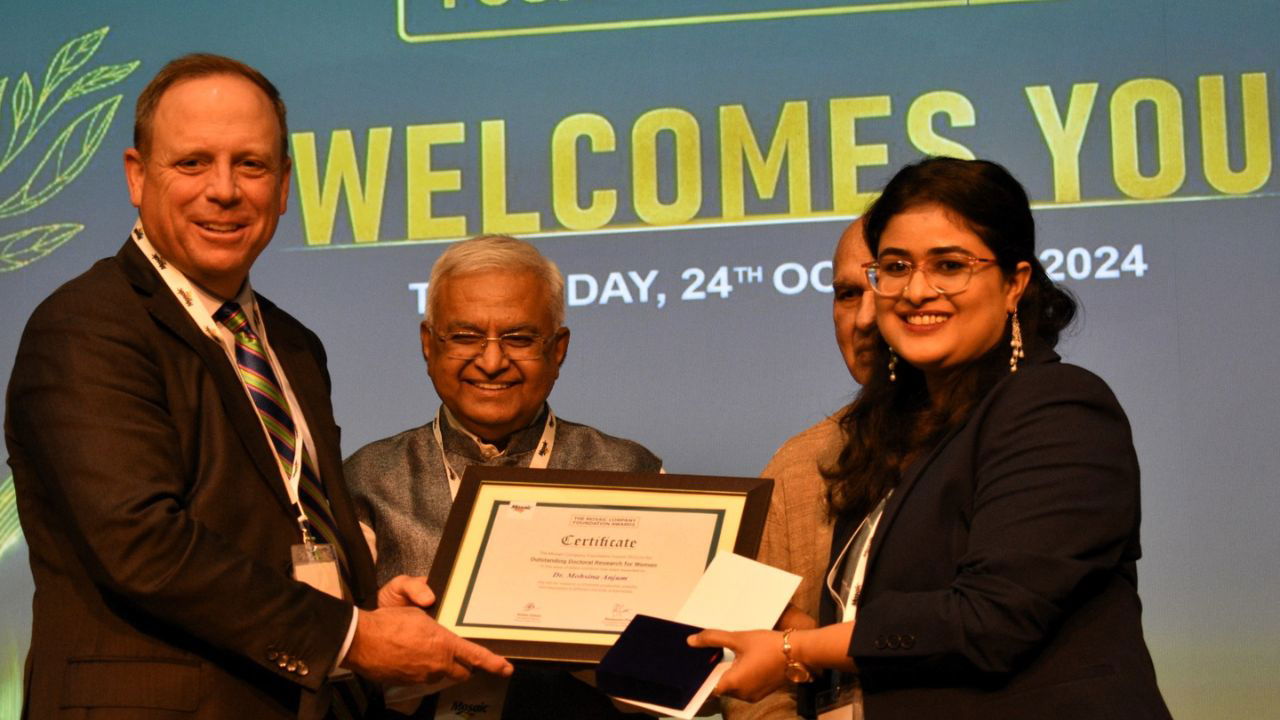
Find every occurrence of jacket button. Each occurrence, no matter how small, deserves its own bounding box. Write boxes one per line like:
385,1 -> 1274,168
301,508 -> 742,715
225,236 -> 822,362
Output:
277,657 -> 289,668
902,634 -> 916,649
298,662 -> 310,677
874,637 -> 887,650
887,634 -> 901,649
287,661 -> 298,672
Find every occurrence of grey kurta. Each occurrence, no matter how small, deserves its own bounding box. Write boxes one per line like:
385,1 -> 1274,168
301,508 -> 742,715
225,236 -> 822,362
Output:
345,406 -> 663,586
344,407 -> 662,719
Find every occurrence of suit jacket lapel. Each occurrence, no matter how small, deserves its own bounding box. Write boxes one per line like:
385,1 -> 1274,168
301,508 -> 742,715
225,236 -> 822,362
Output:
860,345 -> 1063,582
822,510 -> 863,626
117,241 -> 295,514
261,310 -> 329,469
862,424 -> 960,582
263,301 -> 378,604
822,439 -> 954,622
260,309 -> 348,515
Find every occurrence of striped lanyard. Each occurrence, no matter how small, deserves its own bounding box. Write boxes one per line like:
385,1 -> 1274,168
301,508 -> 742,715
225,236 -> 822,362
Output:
132,221 -> 313,536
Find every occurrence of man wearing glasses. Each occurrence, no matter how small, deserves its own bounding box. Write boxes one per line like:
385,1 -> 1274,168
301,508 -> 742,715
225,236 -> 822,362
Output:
344,234 -> 661,718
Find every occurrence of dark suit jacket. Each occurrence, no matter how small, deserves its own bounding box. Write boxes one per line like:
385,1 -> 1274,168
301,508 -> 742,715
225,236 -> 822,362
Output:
818,346 -> 1170,720
5,240 -> 378,718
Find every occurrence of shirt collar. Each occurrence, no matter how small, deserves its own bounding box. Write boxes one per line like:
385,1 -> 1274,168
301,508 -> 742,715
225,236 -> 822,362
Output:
191,276 -> 256,326
438,404 -> 550,461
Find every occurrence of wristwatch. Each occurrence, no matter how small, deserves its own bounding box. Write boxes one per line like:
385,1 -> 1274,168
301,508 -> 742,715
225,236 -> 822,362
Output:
781,628 -> 813,683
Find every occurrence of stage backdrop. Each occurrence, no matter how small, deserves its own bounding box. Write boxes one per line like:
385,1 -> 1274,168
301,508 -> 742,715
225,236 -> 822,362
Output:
2,1 -> 1277,715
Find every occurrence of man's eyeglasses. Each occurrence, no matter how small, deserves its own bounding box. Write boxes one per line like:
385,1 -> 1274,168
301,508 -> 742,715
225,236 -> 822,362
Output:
862,255 -> 997,297
429,328 -> 553,360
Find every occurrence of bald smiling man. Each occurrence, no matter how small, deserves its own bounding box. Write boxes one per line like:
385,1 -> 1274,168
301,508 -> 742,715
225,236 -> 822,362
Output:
722,217 -> 877,720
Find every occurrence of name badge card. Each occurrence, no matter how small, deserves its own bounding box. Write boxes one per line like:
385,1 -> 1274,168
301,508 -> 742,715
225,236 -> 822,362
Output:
292,543 -> 343,599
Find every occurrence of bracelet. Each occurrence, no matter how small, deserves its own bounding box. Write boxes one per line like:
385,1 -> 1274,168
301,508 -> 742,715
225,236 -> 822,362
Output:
781,628 -> 813,684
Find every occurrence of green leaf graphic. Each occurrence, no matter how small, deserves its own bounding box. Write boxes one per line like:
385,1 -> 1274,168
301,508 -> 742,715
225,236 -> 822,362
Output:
0,642 -> 21,720
0,474 -> 20,560
39,26 -> 107,107
0,223 -> 83,272
10,73 -> 33,146
0,95 -> 120,219
0,76 -> 8,137
61,60 -> 140,104
0,26 -> 137,272
2,27 -> 137,172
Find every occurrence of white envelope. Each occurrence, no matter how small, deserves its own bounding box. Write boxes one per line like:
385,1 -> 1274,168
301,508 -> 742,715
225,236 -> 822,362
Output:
612,552 -> 801,719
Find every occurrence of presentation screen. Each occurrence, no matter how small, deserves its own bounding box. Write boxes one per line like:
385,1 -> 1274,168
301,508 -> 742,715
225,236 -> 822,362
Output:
1,2 -> 1276,716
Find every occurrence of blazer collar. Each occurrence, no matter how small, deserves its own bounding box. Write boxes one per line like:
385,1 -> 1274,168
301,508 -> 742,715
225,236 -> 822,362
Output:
117,240 -> 296,514
860,341 -> 1061,581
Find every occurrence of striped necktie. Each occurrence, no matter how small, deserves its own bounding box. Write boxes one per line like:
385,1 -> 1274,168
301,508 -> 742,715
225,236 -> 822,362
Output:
213,302 -> 346,567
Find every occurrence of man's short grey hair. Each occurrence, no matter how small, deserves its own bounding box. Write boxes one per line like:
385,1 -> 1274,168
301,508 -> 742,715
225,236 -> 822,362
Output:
426,235 -> 566,328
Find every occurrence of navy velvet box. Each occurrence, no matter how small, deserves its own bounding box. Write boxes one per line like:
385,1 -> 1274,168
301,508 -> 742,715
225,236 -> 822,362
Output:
596,614 -> 724,708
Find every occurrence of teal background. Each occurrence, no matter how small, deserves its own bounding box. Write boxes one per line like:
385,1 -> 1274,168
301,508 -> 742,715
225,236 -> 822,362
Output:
2,1 -> 1278,716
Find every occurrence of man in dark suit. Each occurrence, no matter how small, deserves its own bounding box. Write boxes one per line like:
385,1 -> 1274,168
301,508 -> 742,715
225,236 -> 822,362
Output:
4,54 -> 509,719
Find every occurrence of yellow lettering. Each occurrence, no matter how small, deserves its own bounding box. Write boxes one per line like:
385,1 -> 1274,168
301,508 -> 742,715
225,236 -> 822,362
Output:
1110,78 -> 1185,199
830,96 -> 891,214
718,102 -> 812,219
551,113 -> 617,231
290,128 -> 392,245
406,123 -> 467,240
480,120 -> 541,234
1199,72 -> 1271,194
1026,83 -> 1098,203
906,91 -> 975,160
632,108 -> 702,225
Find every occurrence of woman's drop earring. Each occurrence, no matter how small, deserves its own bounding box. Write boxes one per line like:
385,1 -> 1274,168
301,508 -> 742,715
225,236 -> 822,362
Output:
888,349 -> 898,382
1009,311 -> 1024,373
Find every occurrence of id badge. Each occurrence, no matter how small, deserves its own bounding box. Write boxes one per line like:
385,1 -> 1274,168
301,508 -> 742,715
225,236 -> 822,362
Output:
292,543 -> 343,600
434,673 -> 509,719
816,682 -> 861,720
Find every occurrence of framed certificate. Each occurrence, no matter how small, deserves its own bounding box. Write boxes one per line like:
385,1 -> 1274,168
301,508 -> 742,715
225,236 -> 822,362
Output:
427,466 -> 772,663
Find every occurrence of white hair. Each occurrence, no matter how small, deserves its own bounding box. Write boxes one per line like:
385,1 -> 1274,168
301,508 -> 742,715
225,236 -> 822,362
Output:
425,234 -> 565,328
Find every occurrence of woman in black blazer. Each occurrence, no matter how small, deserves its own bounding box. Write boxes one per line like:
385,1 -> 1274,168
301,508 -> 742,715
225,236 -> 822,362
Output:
695,158 -> 1170,719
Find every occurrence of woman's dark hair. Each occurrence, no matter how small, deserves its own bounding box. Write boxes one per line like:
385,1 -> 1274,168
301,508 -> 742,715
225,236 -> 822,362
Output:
825,157 -> 1078,519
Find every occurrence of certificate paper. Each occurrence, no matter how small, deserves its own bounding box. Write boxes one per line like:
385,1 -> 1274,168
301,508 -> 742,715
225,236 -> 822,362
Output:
458,500 -> 723,632
428,467 -> 773,663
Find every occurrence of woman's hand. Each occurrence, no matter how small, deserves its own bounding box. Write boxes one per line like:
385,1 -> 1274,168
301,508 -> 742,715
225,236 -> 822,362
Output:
688,629 -> 788,703
690,623 -> 858,702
